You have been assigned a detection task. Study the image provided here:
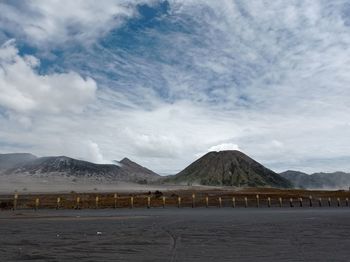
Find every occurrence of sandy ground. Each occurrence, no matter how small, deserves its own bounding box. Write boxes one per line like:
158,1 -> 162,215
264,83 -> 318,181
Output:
0,208 -> 350,261
0,175 -> 223,194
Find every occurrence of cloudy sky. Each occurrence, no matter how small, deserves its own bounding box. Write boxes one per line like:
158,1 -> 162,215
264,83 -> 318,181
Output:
0,0 -> 350,174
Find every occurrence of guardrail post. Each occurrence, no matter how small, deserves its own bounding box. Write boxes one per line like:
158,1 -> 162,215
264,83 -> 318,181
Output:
130,196 -> 134,209
147,196 -> 151,209
13,193 -> 18,211
35,198 -> 39,211
114,193 -> 118,209
76,196 -> 81,210
309,195 -> 313,207
95,196 -> 99,209
56,197 -> 61,209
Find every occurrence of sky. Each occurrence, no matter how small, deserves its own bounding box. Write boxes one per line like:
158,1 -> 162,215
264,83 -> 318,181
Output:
0,0 -> 350,174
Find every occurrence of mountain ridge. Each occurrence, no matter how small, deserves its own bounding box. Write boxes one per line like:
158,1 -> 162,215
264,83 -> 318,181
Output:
280,170 -> 350,189
0,153 -> 37,171
0,153 -> 160,184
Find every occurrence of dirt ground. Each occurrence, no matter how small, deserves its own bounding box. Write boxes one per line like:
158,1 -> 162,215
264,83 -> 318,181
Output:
1,208 -> 350,261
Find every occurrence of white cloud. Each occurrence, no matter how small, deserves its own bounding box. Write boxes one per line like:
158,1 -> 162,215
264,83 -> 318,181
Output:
1,1 -> 350,174
84,141 -> 106,164
0,40 -> 97,115
0,0 -> 151,46
208,143 -> 240,152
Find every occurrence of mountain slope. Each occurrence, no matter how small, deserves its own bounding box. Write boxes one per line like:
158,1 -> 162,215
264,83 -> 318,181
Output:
0,154 -> 159,184
119,157 -> 160,183
7,156 -> 125,179
0,153 -> 37,171
281,170 -> 350,189
166,150 -> 293,188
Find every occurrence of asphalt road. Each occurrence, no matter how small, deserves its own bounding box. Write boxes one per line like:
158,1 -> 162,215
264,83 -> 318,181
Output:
0,208 -> 350,261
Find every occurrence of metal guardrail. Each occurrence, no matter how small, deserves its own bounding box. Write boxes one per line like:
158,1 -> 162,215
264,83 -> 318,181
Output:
1,193 -> 349,210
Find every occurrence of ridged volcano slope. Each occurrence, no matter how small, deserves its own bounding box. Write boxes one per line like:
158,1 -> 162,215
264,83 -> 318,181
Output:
167,150 -> 293,188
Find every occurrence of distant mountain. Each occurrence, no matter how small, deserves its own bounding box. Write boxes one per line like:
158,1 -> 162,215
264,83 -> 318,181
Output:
0,153 -> 37,171
0,153 -> 160,184
164,150 -> 293,188
119,157 -> 159,183
281,170 -> 350,190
